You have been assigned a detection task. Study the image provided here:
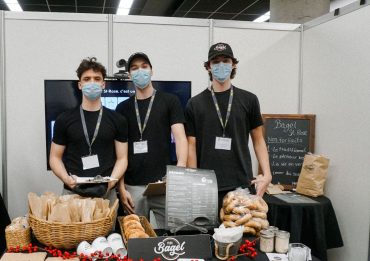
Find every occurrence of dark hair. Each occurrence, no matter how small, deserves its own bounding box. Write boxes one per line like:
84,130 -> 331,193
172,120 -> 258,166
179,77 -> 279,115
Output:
76,57 -> 106,80
204,57 -> 239,81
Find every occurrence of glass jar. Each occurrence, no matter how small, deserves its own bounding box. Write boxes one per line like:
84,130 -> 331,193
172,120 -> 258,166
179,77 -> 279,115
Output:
267,226 -> 279,235
275,230 -> 290,253
260,229 -> 274,253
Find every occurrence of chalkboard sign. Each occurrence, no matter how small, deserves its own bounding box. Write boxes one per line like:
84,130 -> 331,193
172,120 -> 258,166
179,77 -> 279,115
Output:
262,114 -> 315,186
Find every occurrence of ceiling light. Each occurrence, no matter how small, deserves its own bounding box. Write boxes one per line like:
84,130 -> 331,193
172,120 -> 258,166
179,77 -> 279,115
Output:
116,0 -> 134,15
4,0 -> 23,12
253,11 -> 270,23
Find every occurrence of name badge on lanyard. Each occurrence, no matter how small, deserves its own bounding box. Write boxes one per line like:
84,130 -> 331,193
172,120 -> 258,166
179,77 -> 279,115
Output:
215,137 -> 232,150
80,106 -> 103,170
211,86 -> 233,151
134,140 -> 148,154
134,89 -> 156,155
82,154 -> 100,170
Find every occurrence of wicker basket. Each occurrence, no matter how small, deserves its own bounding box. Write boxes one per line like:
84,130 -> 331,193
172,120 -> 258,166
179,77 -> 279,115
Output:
5,226 -> 31,249
28,199 -> 118,249
118,216 -> 157,245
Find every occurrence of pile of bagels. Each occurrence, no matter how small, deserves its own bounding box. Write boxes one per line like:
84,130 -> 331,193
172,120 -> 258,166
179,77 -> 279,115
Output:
123,214 -> 149,239
220,189 -> 269,235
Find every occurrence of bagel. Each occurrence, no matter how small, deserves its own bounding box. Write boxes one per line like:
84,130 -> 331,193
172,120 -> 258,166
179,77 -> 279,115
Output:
255,198 -> 268,213
245,220 -> 262,230
123,214 -> 140,223
124,220 -> 142,229
225,200 -> 239,214
222,220 -> 237,228
252,217 -> 269,229
232,206 -> 250,215
124,220 -> 145,236
127,230 -> 149,239
223,195 -> 234,207
235,213 -> 252,225
251,210 -> 267,219
243,226 -> 256,235
223,214 -> 242,222
125,224 -> 145,233
220,208 -> 225,220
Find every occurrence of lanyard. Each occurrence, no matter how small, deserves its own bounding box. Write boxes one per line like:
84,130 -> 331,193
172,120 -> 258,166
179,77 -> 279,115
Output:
210,86 -> 233,137
80,106 -> 103,155
134,89 -> 156,140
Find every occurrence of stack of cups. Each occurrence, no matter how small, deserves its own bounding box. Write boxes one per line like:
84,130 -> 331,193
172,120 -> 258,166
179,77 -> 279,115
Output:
77,234 -> 126,259
92,237 -> 113,257
77,241 -> 96,257
107,233 -> 127,257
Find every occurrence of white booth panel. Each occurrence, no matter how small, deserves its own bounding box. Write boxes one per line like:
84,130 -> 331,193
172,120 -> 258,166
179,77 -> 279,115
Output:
213,25 -> 301,114
4,12 -> 109,217
113,16 -> 210,96
303,5 -> 370,261
0,11 -> 3,196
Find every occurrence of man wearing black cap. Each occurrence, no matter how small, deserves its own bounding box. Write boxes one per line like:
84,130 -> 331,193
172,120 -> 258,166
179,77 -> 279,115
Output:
185,43 -> 272,210
116,52 -> 188,228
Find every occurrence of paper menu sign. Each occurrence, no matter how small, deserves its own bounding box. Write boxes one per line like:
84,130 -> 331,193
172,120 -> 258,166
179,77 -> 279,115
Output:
165,166 -> 218,230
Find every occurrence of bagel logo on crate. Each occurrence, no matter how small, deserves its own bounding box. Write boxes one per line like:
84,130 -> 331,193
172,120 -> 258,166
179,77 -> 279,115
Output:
201,177 -> 213,184
154,237 -> 186,260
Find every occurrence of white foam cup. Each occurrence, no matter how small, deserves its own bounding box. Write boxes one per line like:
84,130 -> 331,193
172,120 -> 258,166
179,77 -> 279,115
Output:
77,241 -> 96,256
92,236 -> 113,257
107,233 -> 127,257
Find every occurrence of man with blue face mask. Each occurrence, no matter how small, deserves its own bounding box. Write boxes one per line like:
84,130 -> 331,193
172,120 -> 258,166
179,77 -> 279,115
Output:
116,52 -> 188,228
185,43 -> 272,211
50,57 -> 128,204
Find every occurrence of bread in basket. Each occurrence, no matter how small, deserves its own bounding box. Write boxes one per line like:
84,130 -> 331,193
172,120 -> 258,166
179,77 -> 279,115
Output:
28,199 -> 118,249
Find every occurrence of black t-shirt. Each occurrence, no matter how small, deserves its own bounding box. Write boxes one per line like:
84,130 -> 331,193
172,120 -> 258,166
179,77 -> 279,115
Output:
116,91 -> 185,186
185,86 -> 263,191
52,106 -> 128,178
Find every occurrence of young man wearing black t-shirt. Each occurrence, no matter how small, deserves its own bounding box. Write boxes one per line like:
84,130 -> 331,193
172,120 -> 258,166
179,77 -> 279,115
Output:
116,52 -> 188,228
185,43 -> 272,209
50,57 -> 128,203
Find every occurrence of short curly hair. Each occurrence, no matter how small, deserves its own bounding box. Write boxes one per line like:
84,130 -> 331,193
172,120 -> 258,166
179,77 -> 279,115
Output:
76,57 -> 106,80
204,57 -> 239,81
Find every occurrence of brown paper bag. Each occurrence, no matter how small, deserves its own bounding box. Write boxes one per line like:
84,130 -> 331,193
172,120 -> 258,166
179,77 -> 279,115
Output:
296,153 -> 330,197
48,203 -> 72,223
28,192 -> 42,218
81,199 -> 96,222
69,199 -> 82,222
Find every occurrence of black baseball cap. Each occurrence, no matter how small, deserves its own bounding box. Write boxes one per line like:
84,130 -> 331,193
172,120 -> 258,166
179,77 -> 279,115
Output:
208,42 -> 234,61
127,52 -> 152,70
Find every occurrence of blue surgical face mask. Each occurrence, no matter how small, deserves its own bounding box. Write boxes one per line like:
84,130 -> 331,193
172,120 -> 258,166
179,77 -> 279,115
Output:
131,68 -> 151,89
81,82 -> 103,100
211,62 -> 232,83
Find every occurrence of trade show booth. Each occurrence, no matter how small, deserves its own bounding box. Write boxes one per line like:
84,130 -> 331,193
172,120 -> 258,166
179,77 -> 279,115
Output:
0,1 -> 369,260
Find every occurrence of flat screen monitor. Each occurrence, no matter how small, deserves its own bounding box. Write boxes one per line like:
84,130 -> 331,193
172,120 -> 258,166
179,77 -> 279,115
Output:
44,80 -> 191,170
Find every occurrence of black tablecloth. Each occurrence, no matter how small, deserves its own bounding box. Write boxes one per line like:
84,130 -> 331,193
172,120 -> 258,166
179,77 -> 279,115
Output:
263,194 -> 343,261
0,193 -> 11,254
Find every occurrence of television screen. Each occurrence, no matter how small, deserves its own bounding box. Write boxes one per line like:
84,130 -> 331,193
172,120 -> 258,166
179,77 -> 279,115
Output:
44,80 -> 191,170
